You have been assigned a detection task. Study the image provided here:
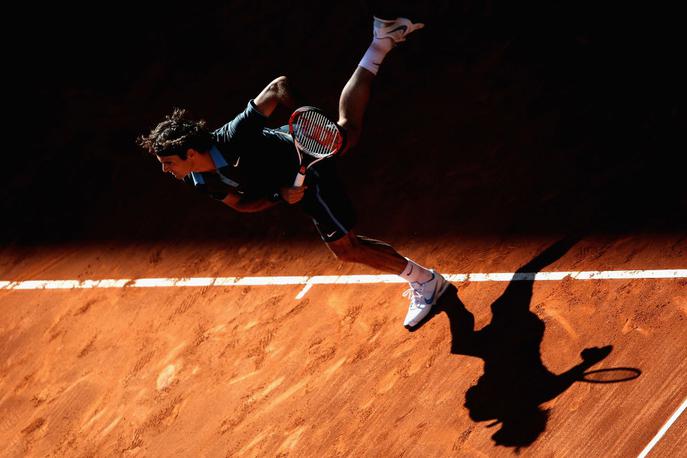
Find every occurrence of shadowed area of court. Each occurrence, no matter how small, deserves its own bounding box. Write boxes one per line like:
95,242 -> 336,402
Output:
4,1 -> 685,244
428,238 -> 638,449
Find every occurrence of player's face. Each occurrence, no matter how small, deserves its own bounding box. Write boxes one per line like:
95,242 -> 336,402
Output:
156,154 -> 192,180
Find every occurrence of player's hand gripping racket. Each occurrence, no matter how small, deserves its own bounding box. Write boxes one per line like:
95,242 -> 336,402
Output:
289,106 -> 346,187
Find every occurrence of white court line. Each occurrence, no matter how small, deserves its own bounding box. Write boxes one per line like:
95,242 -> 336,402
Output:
637,397 -> 687,458
295,283 -> 314,300
0,270 -> 685,296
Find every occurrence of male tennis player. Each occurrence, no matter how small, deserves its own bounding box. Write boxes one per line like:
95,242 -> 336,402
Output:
139,16 -> 448,328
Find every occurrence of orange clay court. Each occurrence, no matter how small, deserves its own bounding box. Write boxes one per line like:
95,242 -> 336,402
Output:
1,236 -> 685,456
2,2 -> 685,457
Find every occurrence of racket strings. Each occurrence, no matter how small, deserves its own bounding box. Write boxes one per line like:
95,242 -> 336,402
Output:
294,111 -> 340,158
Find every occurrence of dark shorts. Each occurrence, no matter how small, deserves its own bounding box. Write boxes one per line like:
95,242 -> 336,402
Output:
273,124 -> 356,243
299,160 -> 356,243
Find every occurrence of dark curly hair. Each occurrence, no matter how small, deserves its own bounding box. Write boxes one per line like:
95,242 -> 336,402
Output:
137,108 -> 214,159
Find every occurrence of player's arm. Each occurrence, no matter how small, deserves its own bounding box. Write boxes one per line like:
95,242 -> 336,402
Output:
278,185 -> 307,205
253,76 -> 296,118
221,190 -> 279,213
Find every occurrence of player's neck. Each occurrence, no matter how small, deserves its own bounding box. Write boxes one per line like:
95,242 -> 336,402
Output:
191,150 -> 218,172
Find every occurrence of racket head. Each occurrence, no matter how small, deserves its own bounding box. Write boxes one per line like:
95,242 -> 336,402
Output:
580,367 -> 641,384
288,106 -> 345,159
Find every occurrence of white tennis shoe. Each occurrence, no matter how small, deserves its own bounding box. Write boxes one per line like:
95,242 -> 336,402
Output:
402,270 -> 449,328
373,16 -> 425,44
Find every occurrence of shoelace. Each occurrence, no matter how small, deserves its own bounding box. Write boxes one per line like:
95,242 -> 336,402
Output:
402,287 -> 425,309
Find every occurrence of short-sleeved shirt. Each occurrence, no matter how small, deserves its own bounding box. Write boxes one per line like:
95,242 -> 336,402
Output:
183,100 -> 300,201
184,100 -> 356,242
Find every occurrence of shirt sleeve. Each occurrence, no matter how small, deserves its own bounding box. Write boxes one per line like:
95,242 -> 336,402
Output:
213,99 -> 267,144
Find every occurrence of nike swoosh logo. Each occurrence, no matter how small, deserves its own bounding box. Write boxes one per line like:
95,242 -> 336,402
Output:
425,290 -> 436,305
233,156 -> 240,167
389,25 -> 408,34
326,231 -> 338,238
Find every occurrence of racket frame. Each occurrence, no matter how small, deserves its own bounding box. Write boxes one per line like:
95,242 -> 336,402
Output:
288,106 -> 345,186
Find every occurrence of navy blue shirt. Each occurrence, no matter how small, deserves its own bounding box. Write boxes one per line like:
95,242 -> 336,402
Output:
183,100 -> 299,201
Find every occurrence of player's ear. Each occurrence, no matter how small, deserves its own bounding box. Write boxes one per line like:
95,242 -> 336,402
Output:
185,148 -> 198,160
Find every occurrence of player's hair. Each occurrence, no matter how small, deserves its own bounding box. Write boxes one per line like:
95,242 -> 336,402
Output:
137,108 -> 213,159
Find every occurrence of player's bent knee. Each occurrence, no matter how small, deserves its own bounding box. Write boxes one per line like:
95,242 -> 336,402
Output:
329,245 -> 358,263
337,119 -> 361,152
327,234 -> 361,263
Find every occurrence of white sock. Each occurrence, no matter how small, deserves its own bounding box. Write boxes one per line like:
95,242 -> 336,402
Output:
400,258 -> 433,284
358,38 -> 394,75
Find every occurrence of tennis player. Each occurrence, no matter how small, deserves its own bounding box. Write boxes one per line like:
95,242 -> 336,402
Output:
138,16 -> 448,328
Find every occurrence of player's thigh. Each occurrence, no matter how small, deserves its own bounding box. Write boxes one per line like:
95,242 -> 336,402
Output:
299,161 -> 357,244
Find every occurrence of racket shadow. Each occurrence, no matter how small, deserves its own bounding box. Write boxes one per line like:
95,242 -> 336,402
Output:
426,237 -> 642,450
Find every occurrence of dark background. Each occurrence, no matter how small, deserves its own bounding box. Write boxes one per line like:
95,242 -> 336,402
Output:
4,1 -> 685,245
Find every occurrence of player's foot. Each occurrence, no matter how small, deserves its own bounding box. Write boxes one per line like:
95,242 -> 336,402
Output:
373,16 -> 425,45
402,270 -> 448,328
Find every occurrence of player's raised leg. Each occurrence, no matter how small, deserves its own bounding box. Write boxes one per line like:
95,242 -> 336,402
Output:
329,16 -> 441,329
338,16 -> 424,152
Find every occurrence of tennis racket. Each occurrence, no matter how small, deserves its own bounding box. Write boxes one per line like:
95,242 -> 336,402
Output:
289,106 -> 346,187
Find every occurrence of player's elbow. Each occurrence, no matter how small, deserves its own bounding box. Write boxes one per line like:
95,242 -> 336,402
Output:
222,193 -> 243,211
265,76 -> 286,96
272,75 -> 289,90
270,76 -> 294,108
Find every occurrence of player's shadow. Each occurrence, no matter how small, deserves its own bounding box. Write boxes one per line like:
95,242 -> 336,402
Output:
427,237 -> 630,450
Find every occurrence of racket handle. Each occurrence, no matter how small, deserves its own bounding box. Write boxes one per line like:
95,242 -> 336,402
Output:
293,172 -> 305,187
